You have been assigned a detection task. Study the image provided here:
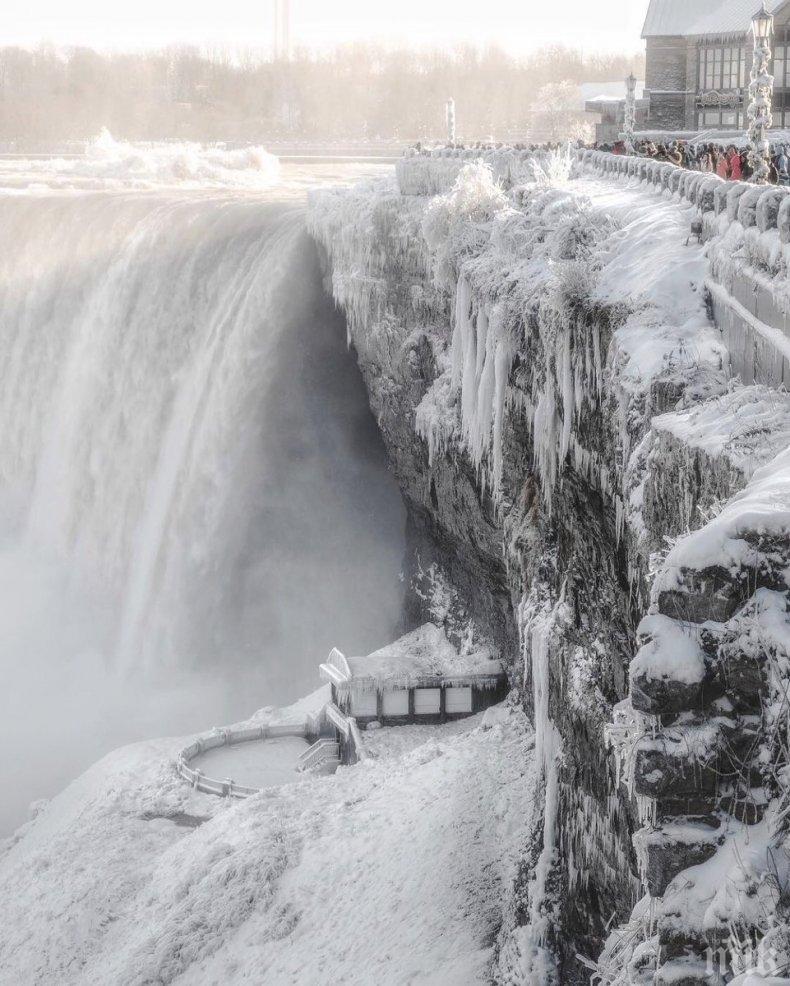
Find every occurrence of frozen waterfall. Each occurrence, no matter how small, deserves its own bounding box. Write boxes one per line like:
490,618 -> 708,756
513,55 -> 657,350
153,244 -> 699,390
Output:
0,155 -> 405,832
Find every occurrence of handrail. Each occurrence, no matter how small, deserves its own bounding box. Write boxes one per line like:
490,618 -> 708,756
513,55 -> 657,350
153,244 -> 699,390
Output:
347,717 -> 368,764
176,699 -> 365,796
396,144 -> 790,239
176,719 -> 311,799
324,701 -> 367,765
297,737 -> 336,763
297,739 -> 341,772
325,702 -> 351,737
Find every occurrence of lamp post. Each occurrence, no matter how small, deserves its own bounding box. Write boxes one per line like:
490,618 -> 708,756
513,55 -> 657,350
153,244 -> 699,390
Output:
624,73 -> 637,152
446,98 -> 456,144
746,3 -> 775,183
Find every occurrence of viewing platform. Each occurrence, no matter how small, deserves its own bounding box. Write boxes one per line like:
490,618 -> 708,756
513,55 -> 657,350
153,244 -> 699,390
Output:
177,623 -> 508,797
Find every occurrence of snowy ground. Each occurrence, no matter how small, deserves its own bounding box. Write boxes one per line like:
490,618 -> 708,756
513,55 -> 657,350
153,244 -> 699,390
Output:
0,699 -> 533,986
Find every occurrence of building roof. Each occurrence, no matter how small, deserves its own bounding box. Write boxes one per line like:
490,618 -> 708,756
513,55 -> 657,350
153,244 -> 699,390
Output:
642,0 -> 788,38
320,623 -> 503,693
580,81 -> 645,104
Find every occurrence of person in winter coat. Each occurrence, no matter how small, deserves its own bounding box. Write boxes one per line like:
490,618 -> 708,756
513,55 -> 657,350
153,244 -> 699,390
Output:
666,143 -> 683,166
716,149 -> 730,179
776,145 -> 790,185
740,149 -> 753,180
727,146 -> 743,180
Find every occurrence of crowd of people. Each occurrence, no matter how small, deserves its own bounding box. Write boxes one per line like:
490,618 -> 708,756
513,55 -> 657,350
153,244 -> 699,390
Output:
602,138 -> 790,185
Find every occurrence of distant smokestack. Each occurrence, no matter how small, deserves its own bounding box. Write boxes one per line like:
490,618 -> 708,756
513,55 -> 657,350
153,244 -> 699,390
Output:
274,0 -> 292,61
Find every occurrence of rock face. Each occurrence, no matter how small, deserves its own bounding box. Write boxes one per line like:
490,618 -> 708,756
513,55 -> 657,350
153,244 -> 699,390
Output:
308,151 -> 790,984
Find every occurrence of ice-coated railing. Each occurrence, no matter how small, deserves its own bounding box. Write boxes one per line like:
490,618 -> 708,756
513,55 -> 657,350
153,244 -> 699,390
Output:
578,149 -> 790,237
398,144 -> 790,238
324,701 -> 367,766
176,700 -> 367,798
176,713 -> 323,799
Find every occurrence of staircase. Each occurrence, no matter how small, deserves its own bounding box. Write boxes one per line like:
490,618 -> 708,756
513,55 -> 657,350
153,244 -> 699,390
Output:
297,738 -> 340,774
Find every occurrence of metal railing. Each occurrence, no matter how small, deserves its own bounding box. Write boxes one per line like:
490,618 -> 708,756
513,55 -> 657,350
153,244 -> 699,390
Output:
176,719 -> 315,799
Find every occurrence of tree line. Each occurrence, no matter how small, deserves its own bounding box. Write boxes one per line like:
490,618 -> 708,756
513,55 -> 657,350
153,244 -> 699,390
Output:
0,43 -> 644,145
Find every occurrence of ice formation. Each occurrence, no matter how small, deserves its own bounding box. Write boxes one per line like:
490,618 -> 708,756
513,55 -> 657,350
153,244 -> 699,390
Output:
309,149 -> 790,982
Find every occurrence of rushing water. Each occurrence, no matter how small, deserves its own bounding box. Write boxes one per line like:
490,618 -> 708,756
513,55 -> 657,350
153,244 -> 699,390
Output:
0,139 -> 405,832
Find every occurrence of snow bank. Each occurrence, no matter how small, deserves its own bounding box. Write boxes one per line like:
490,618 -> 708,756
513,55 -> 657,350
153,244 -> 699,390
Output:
631,614 -> 706,685
659,445 -> 790,586
345,622 -> 502,688
653,385 -> 790,481
0,697 -> 533,986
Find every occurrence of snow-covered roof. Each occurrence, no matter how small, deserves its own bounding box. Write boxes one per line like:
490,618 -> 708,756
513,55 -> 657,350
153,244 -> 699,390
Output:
642,0 -> 788,38
580,81 -> 645,104
321,624 -> 503,692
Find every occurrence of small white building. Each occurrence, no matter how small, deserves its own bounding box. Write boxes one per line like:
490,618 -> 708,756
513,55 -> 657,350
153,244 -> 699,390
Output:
319,624 -> 508,727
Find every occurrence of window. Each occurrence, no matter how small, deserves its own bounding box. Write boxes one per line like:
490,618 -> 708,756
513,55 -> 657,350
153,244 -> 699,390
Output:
697,107 -> 740,129
445,687 -> 473,714
382,689 -> 409,716
350,691 -> 377,717
414,688 -> 441,715
775,45 -> 786,88
699,45 -> 745,91
705,49 -> 715,89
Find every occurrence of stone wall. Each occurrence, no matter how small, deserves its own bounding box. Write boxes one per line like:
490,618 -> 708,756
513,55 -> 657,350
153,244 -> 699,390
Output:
644,36 -> 694,130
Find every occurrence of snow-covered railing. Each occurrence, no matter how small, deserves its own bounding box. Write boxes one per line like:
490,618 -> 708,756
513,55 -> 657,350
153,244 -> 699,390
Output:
579,149 -> 790,235
399,144 -> 790,238
324,701 -> 367,765
578,151 -> 790,388
297,738 -> 340,772
176,718 -> 318,799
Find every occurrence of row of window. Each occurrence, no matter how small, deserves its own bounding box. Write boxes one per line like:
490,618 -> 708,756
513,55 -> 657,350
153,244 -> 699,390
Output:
699,46 -> 747,91
696,107 -> 790,129
698,44 -> 790,93
696,108 -> 742,129
349,685 -> 473,717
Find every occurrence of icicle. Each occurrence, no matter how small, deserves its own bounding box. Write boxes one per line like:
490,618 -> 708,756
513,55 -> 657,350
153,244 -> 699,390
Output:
451,276 -> 472,388
492,333 -> 513,491
558,329 -> 574,465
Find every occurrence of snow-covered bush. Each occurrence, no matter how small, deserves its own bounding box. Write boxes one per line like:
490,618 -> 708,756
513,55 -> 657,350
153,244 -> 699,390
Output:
422,161 -> 511,293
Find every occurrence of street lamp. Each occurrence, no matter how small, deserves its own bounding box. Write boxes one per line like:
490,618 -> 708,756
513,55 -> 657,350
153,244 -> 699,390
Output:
624,73 -> 637,152
446,98 -> 456,145
746,3 -> 775,183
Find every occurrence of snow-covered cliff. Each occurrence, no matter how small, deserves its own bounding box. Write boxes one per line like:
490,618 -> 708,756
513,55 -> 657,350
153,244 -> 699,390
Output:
308,152 -> 790,984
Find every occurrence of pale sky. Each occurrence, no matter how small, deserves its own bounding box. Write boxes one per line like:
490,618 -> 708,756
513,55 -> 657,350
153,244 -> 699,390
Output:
3,1 -> 650,55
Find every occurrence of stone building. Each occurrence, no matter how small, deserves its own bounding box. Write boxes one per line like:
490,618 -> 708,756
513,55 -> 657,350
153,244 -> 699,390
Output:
643,0 -> 790,133
581,81 -> 648,144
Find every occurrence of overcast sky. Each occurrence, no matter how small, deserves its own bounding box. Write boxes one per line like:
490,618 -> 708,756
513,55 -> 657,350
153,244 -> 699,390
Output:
4,0 -> 650,55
